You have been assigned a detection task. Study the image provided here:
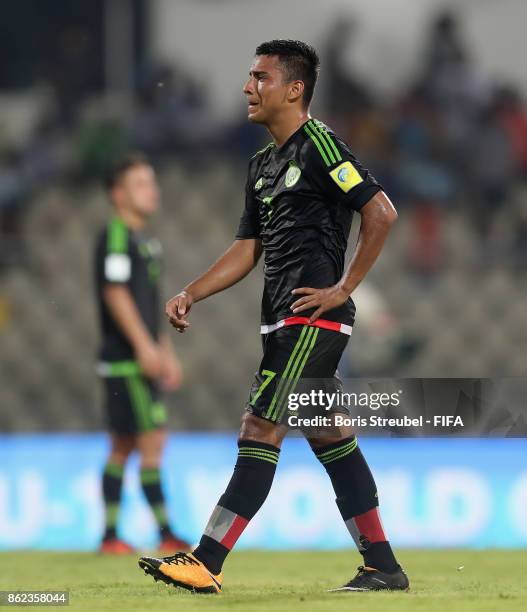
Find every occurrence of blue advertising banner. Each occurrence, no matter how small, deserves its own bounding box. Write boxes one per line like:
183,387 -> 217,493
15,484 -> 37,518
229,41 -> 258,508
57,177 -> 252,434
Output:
0,434 -> 525,550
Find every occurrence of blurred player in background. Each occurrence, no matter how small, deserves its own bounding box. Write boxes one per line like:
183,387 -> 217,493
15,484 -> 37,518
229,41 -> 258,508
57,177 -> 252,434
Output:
94,153 -> 189,554
140,41 -> 408,592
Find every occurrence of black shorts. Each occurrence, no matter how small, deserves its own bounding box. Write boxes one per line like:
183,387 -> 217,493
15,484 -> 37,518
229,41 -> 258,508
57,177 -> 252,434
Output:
102,373 -> 167,435
246,324 -> 350,425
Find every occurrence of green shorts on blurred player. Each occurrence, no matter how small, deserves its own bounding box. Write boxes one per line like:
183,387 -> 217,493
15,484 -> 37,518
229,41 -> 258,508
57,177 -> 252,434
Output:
94,153 -> 189,554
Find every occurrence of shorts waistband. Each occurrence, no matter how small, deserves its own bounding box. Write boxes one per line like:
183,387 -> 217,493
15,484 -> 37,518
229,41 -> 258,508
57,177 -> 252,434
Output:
260,316 -> 352,336
96,360 -> 141,377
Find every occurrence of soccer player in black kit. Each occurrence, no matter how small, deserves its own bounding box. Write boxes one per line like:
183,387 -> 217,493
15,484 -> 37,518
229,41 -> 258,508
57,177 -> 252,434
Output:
139,41 -> 409,593
95,154 -> 189,554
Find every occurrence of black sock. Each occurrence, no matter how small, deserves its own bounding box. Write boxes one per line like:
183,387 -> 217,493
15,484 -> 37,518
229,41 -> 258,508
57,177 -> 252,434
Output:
313,436 -> 398,573
102,462 -> 124,540
140,467 -> 171,538
192,440 -> 280,575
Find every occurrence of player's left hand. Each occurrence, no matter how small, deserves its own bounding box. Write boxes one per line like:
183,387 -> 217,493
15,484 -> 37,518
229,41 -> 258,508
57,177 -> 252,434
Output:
159,353 -> 183,392
291,284 -> 349,323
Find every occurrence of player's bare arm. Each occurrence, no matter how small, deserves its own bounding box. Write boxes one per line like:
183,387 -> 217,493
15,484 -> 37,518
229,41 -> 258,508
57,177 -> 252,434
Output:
166,238 -> 262,332
103,284 -> 163,378
291,191 -> 398,322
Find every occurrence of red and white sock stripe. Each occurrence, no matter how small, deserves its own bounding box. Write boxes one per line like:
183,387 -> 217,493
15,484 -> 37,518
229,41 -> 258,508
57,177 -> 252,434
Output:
203,506 -> 249,550
345,507 -> 387,551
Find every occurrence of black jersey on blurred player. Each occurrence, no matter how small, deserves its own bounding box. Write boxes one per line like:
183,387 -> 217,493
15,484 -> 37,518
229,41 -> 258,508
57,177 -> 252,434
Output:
139,41 -> 409,593
95,153 -> 189,554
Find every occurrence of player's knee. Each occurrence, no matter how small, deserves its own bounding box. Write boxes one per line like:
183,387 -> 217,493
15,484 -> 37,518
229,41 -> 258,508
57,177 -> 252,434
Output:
108,452 -> 129,465
239,413 -> 286,447
140,456 -> 161,469
138,445 -> 162,468
109,445 -> 135,464
110,434 -> 136,461
137,428 -> 166,466
307,431 -> 354,450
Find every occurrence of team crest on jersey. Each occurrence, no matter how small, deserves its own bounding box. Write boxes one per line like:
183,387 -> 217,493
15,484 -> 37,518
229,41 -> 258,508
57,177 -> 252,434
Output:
139,238 -> 162,258
285,164 -> 301,188
255,177 -> 264,191
330,161 -> 363,193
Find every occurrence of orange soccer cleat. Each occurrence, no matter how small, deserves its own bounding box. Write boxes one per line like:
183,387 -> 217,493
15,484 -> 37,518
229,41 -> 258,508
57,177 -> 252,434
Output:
100,537 -> 135,555
139,552 -> 222,593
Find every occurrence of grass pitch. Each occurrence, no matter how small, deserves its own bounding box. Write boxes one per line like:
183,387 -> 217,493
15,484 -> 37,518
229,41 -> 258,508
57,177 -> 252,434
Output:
0,550 -> 525,611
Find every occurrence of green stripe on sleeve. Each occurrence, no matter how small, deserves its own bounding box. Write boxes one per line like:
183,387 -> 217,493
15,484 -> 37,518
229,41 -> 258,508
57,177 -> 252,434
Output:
312,119 -> 342,162
308,120 -> 336,164
304,124 -> 331,166
107,217 -> 128,254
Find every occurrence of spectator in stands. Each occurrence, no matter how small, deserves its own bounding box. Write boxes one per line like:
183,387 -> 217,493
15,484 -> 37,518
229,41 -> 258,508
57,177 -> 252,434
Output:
394,88 -> 456,279
465,90 -> 516,257
497,86 -> 527,178
416,11 -> 491,162
131,61 -> 212,158
322,17 -> 374,120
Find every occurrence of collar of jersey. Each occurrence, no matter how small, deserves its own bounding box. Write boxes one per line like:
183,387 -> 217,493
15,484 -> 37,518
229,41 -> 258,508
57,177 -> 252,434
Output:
274,119 -> 310,154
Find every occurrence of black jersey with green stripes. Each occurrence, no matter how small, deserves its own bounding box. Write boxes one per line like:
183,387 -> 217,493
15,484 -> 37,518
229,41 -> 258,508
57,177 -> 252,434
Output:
94,217 -> 162,361
236,118 -> 382,327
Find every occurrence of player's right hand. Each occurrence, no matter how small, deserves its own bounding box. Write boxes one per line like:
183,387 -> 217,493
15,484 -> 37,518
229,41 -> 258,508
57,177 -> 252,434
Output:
136,341 -> 164,380
166,290 -> 193,333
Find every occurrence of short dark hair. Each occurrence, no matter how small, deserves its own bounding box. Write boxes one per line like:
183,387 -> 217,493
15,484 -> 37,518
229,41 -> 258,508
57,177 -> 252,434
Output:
255,39 -> 320,107
104,152 -> 150,191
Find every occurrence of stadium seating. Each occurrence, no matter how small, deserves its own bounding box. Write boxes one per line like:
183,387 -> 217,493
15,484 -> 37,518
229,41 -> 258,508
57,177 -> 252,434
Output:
1,163 -> 525,431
